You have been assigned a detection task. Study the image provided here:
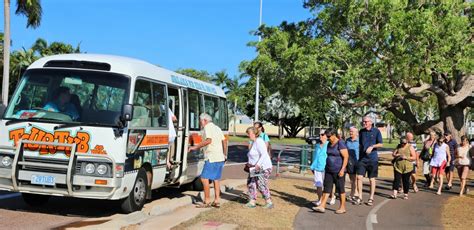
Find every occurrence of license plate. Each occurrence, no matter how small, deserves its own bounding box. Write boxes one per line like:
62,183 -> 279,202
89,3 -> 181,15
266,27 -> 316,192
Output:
31,175 -> 55,186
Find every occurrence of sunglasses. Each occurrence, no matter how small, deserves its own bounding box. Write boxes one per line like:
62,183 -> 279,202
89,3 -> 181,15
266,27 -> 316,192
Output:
362,121 -> 370,123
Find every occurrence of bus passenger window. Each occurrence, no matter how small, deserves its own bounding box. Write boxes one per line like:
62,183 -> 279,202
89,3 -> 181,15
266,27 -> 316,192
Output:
131,80 -> 152,127
189,91 -> 201,130
151,83 -> 167,128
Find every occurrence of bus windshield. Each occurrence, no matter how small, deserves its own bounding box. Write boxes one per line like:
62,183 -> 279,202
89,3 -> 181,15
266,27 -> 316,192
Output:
4,69 -> 130,126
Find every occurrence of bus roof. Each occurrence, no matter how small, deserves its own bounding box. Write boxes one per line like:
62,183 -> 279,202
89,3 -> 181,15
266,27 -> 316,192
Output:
27,54 -> 226,97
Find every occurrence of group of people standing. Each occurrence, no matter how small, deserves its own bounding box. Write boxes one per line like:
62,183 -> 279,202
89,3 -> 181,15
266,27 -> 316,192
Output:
310,116 -> 383,214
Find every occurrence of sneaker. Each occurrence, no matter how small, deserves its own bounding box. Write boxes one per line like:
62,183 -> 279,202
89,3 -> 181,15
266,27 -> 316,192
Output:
263,203 -> 274,209
328,198 -> 336,205
244,202 -> 256,208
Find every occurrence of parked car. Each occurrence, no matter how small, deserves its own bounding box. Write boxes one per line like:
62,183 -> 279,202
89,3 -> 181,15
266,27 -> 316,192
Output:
306,136 -> 321,145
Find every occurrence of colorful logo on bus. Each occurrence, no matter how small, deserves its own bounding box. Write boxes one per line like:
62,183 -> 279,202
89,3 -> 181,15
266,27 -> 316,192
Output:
9,127 -> 90,157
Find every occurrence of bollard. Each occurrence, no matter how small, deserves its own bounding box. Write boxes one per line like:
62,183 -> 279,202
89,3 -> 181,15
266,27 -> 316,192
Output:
300,145 -> 308,173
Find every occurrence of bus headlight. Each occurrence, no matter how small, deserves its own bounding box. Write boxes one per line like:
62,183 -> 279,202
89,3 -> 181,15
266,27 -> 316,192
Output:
85,163 -> 96,174
97,164 -> 108,175
1,156 -> 12,167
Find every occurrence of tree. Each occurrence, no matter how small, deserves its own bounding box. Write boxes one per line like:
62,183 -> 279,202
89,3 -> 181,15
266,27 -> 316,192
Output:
248,1 -> 473,141
2,0 -> 42,106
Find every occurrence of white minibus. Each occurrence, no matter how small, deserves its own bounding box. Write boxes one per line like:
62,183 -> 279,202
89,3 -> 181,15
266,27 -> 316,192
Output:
0,54 -> 228,213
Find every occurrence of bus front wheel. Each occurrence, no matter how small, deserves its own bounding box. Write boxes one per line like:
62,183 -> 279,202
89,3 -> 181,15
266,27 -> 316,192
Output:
121,168 -> 148,213
22,193 -> 50,206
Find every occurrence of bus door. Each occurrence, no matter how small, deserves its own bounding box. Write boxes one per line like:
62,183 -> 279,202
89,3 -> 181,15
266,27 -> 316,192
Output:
167,86 -> 182,182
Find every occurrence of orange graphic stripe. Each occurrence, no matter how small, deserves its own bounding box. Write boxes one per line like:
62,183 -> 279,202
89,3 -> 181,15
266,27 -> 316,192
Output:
140,134 -> 169,146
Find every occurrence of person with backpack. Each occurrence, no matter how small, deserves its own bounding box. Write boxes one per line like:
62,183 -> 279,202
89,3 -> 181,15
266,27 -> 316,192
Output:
420,131 -> 437,187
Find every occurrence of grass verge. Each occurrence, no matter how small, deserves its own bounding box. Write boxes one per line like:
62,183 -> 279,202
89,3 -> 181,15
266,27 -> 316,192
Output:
173,178 -> 314,229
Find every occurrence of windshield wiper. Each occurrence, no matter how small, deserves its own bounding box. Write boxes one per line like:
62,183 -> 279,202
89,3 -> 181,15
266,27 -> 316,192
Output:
54,122 -> 118,130
5,117 -> 63,126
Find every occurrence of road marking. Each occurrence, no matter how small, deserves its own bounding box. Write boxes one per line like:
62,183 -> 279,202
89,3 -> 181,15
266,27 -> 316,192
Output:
366,199 -> 390,230
0,193 -> 20,200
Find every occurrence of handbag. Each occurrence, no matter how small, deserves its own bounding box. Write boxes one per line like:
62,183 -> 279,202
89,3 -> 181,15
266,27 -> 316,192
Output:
421,141 -> 435,161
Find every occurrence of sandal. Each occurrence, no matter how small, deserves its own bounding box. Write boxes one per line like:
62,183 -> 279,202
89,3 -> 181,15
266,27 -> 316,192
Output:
211,202 -> 221,208
414,187 -> 419,193
403,194 -> 408,200
390,194 -> 397,199
352,197 -> 362,205
335,209 -> 346,214
312,206 -> 325,213
196,202 -> 211,208
366,199 -> 374,206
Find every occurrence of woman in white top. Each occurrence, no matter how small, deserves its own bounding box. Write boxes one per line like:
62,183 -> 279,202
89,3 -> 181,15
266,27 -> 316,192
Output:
245,126 -> 273,209
429,135 -> 451,195
455,135 -> 471,196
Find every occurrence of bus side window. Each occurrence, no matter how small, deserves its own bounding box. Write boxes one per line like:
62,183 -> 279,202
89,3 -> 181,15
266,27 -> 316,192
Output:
188,91 -> 201,130
131,80 -> 152,127
151,82 -> 167,128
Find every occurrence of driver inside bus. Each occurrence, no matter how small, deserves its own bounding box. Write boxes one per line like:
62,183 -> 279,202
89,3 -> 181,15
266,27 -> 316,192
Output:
43,86 -> 80,121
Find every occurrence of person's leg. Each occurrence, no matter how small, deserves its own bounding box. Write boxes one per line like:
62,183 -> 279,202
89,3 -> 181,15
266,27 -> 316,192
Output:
446,165 -> 453,188
246,176 -> 257,206
429,167 -> 437,189
201,177 -> 211,204
355,160 -> 367,202
336,173 -> 346,213
423,161 -> 431,187
459,166 -> 467,196
350,174 -> 357,198
368,160 -> 378,202
392,169 -> 401,196
411,165 -> 418,192
437,173 -> 444,195
213,179 -> 221,203
315,172 -> 333,211
402,173 -> 411,196
256,169 -> 273,205
328,186 -> 336,205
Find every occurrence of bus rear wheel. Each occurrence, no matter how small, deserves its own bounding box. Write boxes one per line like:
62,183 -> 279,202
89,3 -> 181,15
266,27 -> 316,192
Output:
22,193 -> 50,206
121,168 -> 148,213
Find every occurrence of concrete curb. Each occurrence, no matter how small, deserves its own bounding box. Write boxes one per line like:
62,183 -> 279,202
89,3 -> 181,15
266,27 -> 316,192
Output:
77,179 -> 247,230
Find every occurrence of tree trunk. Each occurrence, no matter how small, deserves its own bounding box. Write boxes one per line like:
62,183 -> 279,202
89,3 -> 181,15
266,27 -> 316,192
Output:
2,0 -> 10,106
442,105 -> 467,142
233,98 -> 237,136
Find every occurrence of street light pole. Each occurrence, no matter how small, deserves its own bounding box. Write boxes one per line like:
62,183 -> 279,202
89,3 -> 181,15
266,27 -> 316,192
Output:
255,0 -> 262,122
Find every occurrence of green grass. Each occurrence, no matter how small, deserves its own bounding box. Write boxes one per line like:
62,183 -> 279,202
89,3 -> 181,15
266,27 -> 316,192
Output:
228,135 -> 306,145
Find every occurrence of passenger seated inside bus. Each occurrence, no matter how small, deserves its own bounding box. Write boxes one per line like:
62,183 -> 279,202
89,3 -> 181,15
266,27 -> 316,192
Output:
43,86 -> 80,121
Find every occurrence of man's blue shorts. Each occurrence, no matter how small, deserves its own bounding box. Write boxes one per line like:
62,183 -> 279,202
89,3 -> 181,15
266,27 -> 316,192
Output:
200,160 -> 225,180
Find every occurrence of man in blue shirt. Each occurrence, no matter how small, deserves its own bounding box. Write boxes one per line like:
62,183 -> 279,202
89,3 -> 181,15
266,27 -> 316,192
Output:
43,86 -> 80,121
346,126 -> 360,201
355,116 -> 383,206
444,131 -> 458,190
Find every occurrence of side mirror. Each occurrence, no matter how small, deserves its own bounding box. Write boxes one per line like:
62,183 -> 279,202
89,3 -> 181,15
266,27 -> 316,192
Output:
122,104 -> 133,121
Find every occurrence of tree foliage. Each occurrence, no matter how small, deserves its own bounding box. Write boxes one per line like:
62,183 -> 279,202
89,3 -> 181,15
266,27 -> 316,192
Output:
246,0 -> 473,140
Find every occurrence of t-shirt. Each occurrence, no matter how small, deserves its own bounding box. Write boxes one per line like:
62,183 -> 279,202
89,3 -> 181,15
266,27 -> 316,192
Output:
446,139 -> 458,162
201,122 -> 225,163
325,140 -> 347,173
168,108 -> 177,143
345,138 -> 359,161
259,132 -> 270,142
359,127 -> 383,161
44,101 -> 79,120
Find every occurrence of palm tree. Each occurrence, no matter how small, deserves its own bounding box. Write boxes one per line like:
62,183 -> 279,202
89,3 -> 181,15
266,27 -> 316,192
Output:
213,70 -> 229,92
226,76 -> 244,136
2,0 -> 42,106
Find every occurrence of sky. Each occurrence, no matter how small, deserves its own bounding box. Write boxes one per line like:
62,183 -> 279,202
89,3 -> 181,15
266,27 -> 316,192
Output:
0,0 -> 313,78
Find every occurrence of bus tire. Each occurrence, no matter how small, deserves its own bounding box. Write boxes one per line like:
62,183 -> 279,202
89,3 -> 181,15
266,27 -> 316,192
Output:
121,168 -> 148,213
22,193 -> 50,206
191,177 -> 204,191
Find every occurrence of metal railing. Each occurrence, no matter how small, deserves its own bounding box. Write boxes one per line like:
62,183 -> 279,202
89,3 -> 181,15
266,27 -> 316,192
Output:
275,145 -> 313,177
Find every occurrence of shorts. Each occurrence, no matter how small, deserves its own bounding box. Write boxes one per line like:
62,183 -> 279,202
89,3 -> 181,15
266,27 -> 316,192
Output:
323,172 -> 346,194
431,161 -> 447,175
346,157 -> 357,175
356,158 -> 378,178
313,171 -> 324,187
444,161 -> 455,173
200,160 -> 225,180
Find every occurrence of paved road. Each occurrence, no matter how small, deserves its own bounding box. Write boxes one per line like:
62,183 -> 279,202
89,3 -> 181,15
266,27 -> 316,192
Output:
292,177 -> 462,230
